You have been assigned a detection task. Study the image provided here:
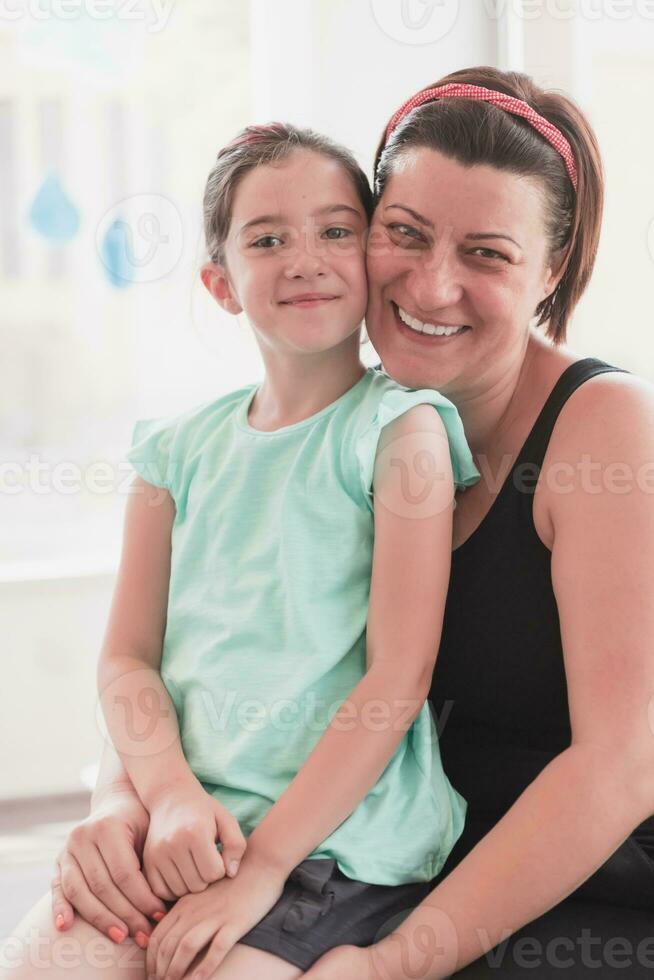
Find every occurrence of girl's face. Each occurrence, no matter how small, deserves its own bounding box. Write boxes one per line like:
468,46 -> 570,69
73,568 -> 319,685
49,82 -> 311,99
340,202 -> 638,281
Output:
365,148 -> 563,395
206,149 -> 368,358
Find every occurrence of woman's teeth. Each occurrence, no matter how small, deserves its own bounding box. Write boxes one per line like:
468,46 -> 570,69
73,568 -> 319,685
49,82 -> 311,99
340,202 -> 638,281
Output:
397,305 -> 467,337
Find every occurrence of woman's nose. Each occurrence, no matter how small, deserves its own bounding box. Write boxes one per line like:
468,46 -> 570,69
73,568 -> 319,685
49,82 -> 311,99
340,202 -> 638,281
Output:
407,252 -> 463,312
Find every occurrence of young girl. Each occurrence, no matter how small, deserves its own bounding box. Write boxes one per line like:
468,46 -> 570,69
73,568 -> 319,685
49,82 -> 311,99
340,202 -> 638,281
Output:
99,122 -> 480,979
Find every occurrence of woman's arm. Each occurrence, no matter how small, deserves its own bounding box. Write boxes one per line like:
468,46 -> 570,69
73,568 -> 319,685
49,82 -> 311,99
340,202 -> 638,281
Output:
356,374 -> 654,980
91,732 -> 133,804
247,404 -> 455,875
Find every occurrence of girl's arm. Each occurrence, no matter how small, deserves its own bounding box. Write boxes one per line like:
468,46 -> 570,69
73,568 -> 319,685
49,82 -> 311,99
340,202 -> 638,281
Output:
364,375 -> 654,980
246,404 -> 455,875
97,476 -> 246,896
96,475 -> 197,810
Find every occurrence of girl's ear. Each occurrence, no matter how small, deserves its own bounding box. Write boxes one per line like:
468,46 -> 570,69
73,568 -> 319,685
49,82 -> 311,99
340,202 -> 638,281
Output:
200,262 -> 243,315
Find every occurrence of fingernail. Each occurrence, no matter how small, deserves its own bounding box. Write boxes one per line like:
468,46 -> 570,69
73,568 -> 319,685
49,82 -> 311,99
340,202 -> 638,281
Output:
228,860 -> 239,877
134,931 -> 150,949
108,926 -> 127,944
152,911 -> 165,922
55,913 -> 65,930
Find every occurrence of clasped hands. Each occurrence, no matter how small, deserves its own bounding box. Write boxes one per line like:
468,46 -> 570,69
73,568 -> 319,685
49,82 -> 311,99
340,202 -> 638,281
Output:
142,781 -> 284,979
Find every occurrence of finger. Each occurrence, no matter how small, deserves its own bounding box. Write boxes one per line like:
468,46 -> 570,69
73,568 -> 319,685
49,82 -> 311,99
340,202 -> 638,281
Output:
165,922 -> 214,980
190,838 -> 225,887
59,852 -> 129,944
214,811 -> 247,878
96,824 -> 168,923
51,859 -> 74,932
146,906 -> 179,978
158,854 -> 191,898
155,910 -> 187,979
190,924 -> 239,978
144,859 -> 177,903
168,846 -> 208,894
77,841 -> 159,942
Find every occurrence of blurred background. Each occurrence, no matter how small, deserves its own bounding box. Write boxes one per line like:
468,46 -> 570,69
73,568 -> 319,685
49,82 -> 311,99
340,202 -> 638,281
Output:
1,0 -> 653,938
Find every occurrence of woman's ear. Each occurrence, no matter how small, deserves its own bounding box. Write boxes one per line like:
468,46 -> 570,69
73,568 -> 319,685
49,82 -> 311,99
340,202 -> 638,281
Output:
200,261 -> 243,315
540,247 -> 566,302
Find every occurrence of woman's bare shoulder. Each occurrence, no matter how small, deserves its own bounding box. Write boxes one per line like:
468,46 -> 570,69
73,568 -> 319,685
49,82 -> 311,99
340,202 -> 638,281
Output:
552,363 -> 654,450
528,333 -> 654,450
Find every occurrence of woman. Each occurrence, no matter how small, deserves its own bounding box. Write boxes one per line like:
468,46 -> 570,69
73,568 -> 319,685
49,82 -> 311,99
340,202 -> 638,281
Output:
3,66 -> 654,979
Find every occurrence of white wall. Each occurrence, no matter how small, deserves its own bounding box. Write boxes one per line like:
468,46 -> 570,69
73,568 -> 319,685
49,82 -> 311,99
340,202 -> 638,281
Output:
250,0 -> 497,172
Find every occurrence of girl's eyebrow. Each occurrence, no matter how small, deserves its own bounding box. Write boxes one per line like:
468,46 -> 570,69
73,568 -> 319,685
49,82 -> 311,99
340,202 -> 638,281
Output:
384,204 -> 522,249
238,203 -> 363,234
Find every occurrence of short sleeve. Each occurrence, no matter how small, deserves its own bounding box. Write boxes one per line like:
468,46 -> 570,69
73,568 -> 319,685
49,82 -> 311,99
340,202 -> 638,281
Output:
354,387 -> 480,508
125,416 -> 179,493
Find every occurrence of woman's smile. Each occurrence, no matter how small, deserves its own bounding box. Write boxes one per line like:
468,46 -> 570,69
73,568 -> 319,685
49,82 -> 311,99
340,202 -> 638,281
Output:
392,301 -> 472,341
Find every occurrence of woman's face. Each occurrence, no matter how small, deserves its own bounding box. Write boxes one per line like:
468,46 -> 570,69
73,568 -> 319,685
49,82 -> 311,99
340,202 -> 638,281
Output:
365,148 -> 562,395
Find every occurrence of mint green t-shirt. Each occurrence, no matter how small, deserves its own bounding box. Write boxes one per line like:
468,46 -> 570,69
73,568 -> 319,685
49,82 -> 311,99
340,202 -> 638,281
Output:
125,366 -> 480,885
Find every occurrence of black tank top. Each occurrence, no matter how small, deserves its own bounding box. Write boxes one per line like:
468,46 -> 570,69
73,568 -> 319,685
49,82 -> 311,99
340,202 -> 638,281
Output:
425,357 -> 654,910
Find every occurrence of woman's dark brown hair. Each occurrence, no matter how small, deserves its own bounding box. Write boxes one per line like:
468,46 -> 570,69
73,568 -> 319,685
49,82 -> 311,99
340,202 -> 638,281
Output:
203,122 -> 373,267
374,67 -> 604,344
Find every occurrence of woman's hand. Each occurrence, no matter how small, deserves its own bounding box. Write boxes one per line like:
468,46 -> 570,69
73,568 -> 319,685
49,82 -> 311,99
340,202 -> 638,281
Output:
51,783 -> 168,947
145,850 -> 285,980
143,782 -> 246,900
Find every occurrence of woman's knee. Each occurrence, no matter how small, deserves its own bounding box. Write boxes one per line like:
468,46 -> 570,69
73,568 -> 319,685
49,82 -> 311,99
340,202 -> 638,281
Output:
0,891 -> 146,979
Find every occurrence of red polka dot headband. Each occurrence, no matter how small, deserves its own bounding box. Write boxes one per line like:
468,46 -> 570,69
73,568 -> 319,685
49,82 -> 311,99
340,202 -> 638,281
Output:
383,83 -> 578,191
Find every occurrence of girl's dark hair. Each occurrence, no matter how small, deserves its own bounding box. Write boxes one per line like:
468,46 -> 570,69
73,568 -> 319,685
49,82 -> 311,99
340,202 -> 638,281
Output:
374,66 -> 604,344
203,122 -> 373,266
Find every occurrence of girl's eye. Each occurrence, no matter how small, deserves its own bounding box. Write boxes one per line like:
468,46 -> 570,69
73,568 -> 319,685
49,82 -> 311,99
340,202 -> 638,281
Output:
251,235 -> 283,248
323,227 -> 351,240
469,247 -> 508,262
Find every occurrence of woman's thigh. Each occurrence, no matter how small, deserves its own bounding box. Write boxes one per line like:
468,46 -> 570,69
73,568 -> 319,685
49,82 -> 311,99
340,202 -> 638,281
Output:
0,891 -> 145,979
455,898 -> 654,978
0,893 -> 303,980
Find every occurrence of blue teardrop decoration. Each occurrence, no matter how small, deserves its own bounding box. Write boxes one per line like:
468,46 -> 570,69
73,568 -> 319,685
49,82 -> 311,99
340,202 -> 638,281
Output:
99,216 -> 133,289
28,172 -> 80,243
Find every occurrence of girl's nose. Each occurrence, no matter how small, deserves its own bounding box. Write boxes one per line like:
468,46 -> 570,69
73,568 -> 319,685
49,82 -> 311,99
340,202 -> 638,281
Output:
407,252 -> 463,313
283,241 -> 328,279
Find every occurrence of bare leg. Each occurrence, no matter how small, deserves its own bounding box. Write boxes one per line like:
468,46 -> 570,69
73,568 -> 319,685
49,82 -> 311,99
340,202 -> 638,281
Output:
0,891 -> 146,979
210,943 -> 303,979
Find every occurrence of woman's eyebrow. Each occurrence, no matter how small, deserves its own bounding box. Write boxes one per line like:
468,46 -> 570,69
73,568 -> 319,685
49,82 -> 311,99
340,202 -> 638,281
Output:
384,205 -> 522,249
384,204 -> 432,226
239,204 -> 362,234
465,232 -> 522,250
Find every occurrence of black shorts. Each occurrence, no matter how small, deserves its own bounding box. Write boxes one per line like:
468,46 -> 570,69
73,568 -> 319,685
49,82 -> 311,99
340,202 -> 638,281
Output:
237,857 -> 433,970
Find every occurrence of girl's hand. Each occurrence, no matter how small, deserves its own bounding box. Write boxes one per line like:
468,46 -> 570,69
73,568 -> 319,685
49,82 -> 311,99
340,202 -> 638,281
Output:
145,851 -> 285,980
51,784 -> 168,947
143,782 -> 246,901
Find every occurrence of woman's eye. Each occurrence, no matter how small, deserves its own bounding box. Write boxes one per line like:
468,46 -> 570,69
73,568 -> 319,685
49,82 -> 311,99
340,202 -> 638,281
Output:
251,235 -> 283,248
387,223 -> 425,243
470,247 -> 508,261
323,226 -> 351,240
